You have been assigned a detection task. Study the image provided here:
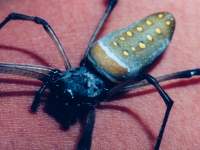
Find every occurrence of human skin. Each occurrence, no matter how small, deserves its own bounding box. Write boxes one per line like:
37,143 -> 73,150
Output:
0,0 -> 200,149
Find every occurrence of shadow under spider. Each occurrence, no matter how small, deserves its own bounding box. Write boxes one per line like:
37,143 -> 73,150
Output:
0,44 -> 51,67
97,104 -> 156,148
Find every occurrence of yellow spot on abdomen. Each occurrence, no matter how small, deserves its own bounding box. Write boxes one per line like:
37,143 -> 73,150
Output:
166,20 -> 171,26
139,42 -> 146,49
126,31 -> 133,36
155,28 -> 162,34
120,37 -> 125,41
113,41 -> 118,46
137,26 -> 143,32
158,14 -> 164,19
147,35 -> 153,41
131,47 -> 136,51
146,20 -> 153,26
123,50 -> 129,56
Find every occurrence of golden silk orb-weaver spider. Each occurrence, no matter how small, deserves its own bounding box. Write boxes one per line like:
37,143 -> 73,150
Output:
0,0 -> 198,150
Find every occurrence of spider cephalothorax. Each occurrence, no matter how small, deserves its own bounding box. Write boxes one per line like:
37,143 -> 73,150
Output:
43,67 -> 106,129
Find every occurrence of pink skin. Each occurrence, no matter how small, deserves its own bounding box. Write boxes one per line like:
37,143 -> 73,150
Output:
0,0 -> 200,149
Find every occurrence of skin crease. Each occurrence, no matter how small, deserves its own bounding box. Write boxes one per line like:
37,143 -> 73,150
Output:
0,0 -> 200,149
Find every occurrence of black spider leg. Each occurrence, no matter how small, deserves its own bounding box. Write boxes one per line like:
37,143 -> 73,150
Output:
106,74 -> 174,150
0,12 -> 71,69
81,0 -> 118,65
144,74 -> 173,150
0,62 -> 62,112
77,108 -> 96,150
112,68 -> 200,94
0,63 -> 56,80
31,69 -> 61,113
30,83 -> 48,113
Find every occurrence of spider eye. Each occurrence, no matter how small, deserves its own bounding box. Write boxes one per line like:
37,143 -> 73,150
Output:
64,89 -> 75,99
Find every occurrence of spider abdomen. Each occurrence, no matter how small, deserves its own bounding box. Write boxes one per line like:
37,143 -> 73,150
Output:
88,12 -> 175,82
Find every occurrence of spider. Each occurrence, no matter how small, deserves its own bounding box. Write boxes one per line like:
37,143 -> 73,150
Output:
0,0 -> 199,149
